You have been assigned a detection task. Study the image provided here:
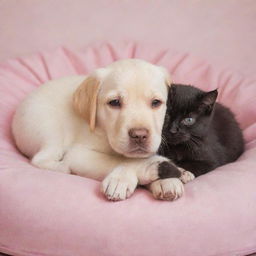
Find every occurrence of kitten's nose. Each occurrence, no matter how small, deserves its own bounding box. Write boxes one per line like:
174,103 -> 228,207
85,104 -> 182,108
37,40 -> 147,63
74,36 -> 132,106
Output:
170,126 -> 178,134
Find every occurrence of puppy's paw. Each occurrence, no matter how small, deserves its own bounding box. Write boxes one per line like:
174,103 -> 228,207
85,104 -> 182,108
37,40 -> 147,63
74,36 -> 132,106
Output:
179,168 -> 195,184
149,178 -> 184,201
101,167 -> 138,201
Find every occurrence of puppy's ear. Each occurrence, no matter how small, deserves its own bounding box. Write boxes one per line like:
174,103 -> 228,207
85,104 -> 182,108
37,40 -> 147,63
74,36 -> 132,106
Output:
73,76 -> 100,131
159,66 -> 171,87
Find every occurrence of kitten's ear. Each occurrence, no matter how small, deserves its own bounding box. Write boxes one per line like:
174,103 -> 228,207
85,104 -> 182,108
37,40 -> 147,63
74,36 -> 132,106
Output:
201,89 -> 218,106
199,89 -> 218,114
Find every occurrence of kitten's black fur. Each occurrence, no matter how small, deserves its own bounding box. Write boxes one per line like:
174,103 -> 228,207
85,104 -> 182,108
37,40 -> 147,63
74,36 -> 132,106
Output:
158,84 -> 244,178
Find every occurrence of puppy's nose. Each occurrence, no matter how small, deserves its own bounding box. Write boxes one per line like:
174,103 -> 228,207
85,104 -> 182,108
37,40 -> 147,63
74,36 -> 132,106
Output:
128,128 -> 149,143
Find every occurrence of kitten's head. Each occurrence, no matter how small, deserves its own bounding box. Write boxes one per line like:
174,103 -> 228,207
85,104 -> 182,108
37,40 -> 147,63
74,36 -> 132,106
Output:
163,84 -> 218,145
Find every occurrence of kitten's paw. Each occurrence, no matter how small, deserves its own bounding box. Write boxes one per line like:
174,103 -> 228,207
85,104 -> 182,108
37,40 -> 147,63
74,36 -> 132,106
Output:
179,168 -> 195,184
157,161 -> 182,179
101,167 -> 138,201
136,156 -> 170,185
149,178 -> 184,201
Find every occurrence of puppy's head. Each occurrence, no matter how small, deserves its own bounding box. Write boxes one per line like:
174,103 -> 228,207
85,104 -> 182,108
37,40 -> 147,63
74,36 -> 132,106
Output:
73,59 -> 170,158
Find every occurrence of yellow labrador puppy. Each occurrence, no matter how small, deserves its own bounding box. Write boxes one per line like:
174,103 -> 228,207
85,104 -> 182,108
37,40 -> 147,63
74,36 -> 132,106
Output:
12,59 -> 185,201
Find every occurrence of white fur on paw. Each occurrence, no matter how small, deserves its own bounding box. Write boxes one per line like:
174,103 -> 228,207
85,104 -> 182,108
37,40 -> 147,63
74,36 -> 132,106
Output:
179,169 -> 195,184
150,178 -> 184,201
101,167 -> 138,201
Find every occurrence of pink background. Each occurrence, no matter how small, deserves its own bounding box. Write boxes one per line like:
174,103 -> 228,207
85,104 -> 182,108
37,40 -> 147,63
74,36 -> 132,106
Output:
0,0 -> 256,77
1,1 -> 256,256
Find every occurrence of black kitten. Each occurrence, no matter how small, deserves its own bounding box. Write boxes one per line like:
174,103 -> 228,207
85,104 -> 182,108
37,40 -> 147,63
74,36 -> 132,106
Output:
158,84 -> 244,178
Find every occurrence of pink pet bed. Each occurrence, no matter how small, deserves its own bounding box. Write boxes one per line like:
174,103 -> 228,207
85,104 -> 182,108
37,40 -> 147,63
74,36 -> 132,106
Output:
0,42 -> 256,256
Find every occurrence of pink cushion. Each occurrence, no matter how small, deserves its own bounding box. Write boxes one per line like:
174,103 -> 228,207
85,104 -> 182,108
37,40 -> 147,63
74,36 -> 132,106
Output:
1,42 -> 256,256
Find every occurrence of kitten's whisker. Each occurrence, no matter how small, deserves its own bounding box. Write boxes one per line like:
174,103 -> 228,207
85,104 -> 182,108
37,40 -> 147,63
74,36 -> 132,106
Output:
158,135 -> 168,153
161,135 -> 168,147
189,136 -> 201,148
192,134 -> 203,141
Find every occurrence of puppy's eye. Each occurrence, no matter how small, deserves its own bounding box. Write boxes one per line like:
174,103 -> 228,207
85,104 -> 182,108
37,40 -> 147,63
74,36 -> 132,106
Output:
108,99 -> 121,108
151,99 -> 162,108
182,117 -> 195,126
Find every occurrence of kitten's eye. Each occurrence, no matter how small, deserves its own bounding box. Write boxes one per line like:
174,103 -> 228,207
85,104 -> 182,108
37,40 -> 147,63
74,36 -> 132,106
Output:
151,99 -> 162,108
108,99 -> 121,108
182,117 -> 195,126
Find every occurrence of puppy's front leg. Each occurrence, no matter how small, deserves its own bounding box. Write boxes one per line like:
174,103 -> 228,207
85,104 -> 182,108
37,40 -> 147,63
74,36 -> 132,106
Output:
101,155 -> 183,201
101,156 -> 164,201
